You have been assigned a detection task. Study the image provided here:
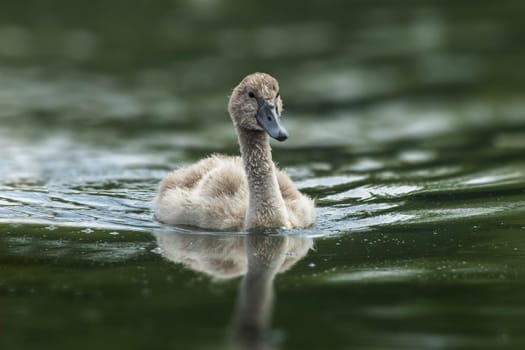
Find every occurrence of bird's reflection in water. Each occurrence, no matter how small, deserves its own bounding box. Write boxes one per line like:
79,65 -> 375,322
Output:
155,230 -> 313,350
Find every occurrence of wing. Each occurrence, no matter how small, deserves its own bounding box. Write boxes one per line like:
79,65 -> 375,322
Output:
155,155 -> 248,230
277,170 -> 316,228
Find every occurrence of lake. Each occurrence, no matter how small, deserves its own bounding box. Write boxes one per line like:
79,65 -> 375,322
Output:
1,1 -> 525,349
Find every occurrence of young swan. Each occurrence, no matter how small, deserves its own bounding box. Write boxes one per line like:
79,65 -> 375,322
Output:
154,72 -> 316,231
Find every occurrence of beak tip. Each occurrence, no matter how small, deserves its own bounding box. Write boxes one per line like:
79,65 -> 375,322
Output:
275,131 -> 288,142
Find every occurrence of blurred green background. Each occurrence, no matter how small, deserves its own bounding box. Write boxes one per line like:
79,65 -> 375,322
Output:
1,0 -> 524,139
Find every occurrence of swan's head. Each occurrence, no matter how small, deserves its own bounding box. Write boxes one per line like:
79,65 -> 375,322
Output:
228,72 -> 288,141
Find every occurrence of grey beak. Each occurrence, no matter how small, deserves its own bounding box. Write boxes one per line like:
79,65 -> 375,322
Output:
256,100 -> 288,141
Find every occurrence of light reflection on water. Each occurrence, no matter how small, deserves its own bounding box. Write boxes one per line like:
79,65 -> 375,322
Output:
1,117 -> 524,236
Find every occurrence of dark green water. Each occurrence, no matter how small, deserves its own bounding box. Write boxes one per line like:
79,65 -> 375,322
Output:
1,1 -> 525,349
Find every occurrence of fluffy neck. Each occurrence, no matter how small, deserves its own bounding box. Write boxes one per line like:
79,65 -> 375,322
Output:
237,128 -> 288,230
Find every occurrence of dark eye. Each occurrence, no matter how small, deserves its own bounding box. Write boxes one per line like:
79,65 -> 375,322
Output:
248,92 -> 255,98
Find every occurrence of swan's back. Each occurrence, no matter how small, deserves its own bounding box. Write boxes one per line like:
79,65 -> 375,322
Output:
154,155 -> 315,230
155,155 -> 248,230
276,171 -> 316,228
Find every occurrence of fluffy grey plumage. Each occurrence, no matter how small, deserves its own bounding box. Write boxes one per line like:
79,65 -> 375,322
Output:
154,73 -> 316,230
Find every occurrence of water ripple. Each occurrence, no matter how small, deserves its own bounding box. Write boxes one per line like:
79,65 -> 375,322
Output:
1,121 -> 524,237
322,184 -> 422,202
